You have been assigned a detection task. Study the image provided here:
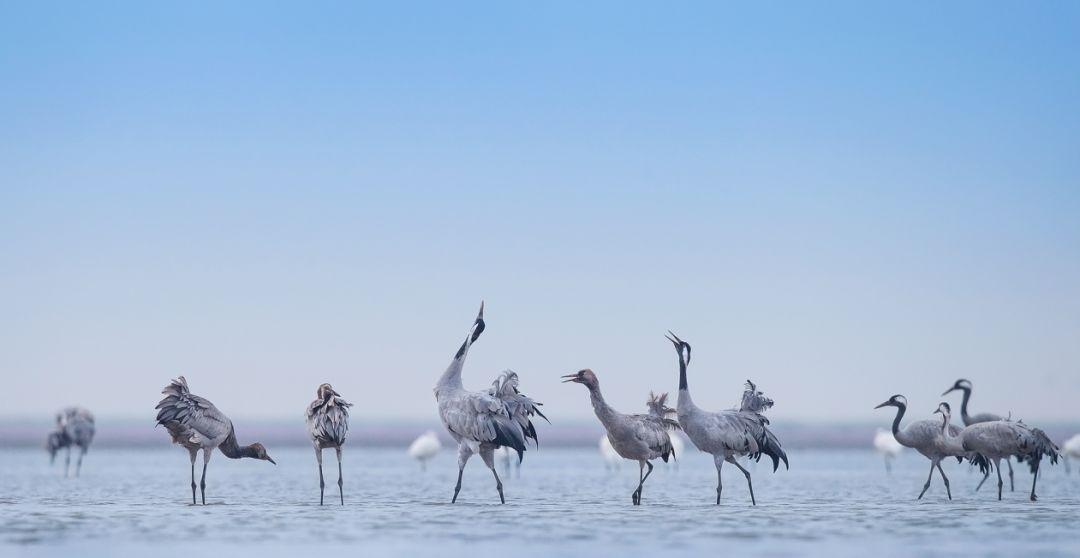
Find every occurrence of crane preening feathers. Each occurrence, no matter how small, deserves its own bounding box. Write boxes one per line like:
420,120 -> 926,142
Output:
434,302 -> 548,504
306,383 -> 352,505
155,376 -> 275,505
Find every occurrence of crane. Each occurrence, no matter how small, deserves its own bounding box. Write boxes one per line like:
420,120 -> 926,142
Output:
433,303 -> 547,503
306,383 -> 352,505
155,376 -> 275,504
563,370 -> 678,505
666,332 -> 787,505
942,379 -> 1015,491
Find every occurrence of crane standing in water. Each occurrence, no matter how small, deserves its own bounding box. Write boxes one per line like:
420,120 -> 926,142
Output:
155,376 -> 276,504
942,379 -> 1015,491
434,303 -> 547,504
666,332 -> 788,505
563,370 -> 679,505
306,383 -> 352,505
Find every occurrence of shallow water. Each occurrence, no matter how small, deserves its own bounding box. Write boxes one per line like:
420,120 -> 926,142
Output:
2,446 -> 1078,557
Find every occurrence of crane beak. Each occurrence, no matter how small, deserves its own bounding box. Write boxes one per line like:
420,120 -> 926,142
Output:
267,457 -> 277,465
561,374 -> 581,383
332,390 -> 341,397
477,301 -> 484,321
941,387 -> 955,396
665,330 -> 683,346
873,401 -> 892,409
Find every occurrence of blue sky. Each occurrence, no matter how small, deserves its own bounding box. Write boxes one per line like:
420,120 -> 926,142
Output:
1,2 -> 1078,422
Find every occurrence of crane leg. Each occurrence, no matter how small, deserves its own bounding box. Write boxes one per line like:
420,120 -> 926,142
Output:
336,447 -> 344,506
1030,462 -> 1039,502
935,461 -> 951,500
479,447 -> 504,504
316,448 -> 325,506
189,449 -> 198,505
917,460 -> 935,500
1006,458 -> 1014,492
76,448 -> 85,477
727,456 -> 756,506
975,469 -> 990,492
200,448 -> 211,505
490,467 -> 505,504
995,459 -> 1004,501
713,454 -> 725,505
451,445 -> 473,504
633,461 -> 654,505
884,456 -> 892,475
64,447 -> 71,478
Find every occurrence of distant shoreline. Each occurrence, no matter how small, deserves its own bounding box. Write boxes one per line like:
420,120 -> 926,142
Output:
4,419 -> 1078,450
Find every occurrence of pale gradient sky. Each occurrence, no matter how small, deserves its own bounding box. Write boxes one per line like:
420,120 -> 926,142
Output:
2,2 -> 1078,424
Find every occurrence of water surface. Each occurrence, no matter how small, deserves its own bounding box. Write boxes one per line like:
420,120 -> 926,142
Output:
2,447 -> 1078,557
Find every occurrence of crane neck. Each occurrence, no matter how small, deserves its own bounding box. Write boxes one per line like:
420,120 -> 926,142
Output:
435,356 -> 465,392
678,355 -> 688,391
889,403 -> 908,443
585,382 -> 620,429
218,424 -> 259,460
958,388 -> 973,425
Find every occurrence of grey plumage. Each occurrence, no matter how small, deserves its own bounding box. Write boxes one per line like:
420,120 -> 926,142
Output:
875,396 -> 974,500
434,303 -> 547,504
942,378 -> 1016,492
563,370 -> 679,505
306,383 -> 352,505
155,376 -> 275,505
47,407 -> 95,477
666,332 -> 788,506
956,417 -> 1060,501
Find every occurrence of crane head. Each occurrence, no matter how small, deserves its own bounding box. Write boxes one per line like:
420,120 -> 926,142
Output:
316,383 -> 341,400
561,369 -> 599,389
664,331 -> 691,365
942,379 -> 971,396
874,394 -> 907,410
248,443 -> 276,465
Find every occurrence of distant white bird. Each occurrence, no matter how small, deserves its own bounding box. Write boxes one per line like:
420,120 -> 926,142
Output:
48,407 -> 95,477
942,379 -> 1016,492
1062,434 -> 1080,475
873,427 -> 903,474
599,435 -> 621,471
407,431 -> 442,471
666,332 -> 787,505
494,445 -> 521,477
155,376 -> 275,505
306,383 -> 352,505
563,370 -> 678,505
434,303 -> 547,504
949,413 -> 1059,501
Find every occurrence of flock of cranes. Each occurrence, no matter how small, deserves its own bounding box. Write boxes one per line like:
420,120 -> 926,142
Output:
875,379 -> 1061,502
42,302 -> 1078,508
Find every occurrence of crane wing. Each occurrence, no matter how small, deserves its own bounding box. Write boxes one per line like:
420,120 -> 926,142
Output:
306,396 -> 352,446
738,380 -> 775,414
706,410 -> 789,472
155,376 -> 231,447
629,414 -> 680,462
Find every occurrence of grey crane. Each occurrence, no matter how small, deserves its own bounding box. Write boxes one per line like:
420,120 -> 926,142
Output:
562,370 -> 679,505
306,383 -> 352,505
434,303 -> 547,504
665,332 -> 788,505
47,407 -> 95,477
942,379 -> 1016,491
949,414 -> 1059,501
874,395 -> 977,500
155,376 -> 276,505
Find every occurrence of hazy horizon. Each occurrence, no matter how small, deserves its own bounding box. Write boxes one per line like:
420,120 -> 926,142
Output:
2,2 -> 1079,424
